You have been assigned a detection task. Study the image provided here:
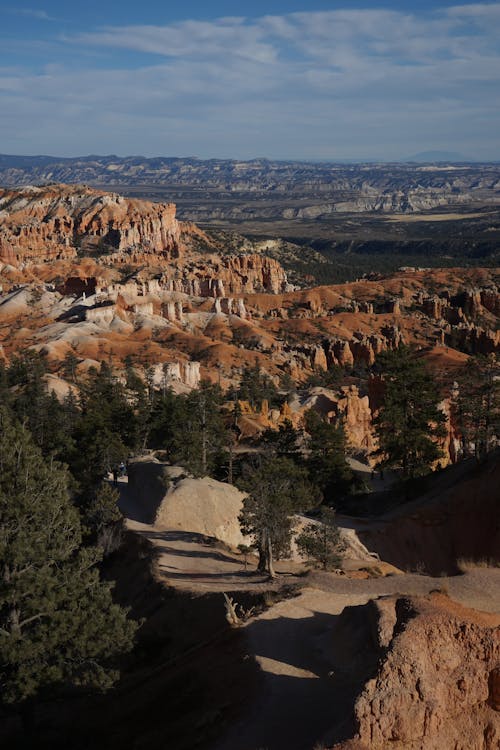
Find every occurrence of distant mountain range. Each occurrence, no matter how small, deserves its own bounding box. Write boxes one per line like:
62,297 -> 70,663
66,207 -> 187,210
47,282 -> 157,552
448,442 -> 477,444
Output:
0,154 -> 499,221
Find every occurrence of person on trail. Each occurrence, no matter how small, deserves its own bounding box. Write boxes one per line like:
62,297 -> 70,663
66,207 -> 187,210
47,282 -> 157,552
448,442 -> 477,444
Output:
112,467 -> 118,486
119,461 -> 126,477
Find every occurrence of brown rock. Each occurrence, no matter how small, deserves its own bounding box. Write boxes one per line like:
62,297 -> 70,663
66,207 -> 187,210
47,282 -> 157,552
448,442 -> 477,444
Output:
332,594 -> 500,750
489,666 -> 500,711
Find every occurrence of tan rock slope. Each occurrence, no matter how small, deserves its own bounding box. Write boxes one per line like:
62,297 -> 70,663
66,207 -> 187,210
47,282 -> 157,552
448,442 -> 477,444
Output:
127,458 -> 248,548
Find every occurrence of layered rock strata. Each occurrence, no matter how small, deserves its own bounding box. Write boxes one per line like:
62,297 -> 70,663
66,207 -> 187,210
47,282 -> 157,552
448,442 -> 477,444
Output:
0,184 -> 183,264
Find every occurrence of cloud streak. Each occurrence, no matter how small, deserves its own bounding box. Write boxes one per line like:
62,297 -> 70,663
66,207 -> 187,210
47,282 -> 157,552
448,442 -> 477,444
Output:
1,4 -> 499,159
8,7 -> 57,21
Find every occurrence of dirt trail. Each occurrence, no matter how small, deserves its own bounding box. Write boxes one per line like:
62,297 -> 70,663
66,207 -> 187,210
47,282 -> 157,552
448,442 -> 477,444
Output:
119,476 -> 302,592
118,473 -> 500,750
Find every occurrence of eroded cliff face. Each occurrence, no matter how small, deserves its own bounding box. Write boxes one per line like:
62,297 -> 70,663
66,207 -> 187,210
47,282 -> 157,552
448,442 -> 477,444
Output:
299,386 -> 375,456
331,593 -> 500,750
358,453 -> 500,575
154,253 -> 289,297
0,184 -> 183,264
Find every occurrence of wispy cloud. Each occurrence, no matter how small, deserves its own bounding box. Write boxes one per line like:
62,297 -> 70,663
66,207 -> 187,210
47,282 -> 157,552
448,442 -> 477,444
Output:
7,7 -> 58,22
1,4 -> 499,158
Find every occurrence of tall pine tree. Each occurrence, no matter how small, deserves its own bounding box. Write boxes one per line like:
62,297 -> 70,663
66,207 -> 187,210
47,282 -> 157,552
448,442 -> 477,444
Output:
0,409 -> 137,713
373,346 -> 446,479
238,456 -> 316,577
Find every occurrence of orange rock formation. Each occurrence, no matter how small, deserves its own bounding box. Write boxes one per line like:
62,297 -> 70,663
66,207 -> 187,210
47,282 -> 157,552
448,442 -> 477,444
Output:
332,593 -> 500,750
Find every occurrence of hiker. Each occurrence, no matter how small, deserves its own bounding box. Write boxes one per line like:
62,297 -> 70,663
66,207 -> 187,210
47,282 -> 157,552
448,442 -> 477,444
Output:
119,461 -> 126,477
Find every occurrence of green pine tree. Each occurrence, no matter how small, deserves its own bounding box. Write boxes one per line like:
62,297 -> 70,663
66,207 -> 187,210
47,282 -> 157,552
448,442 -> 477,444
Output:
453,354 -> 499,462
0,409 -> 137,714
261,419 -> 303,463
238,456 -> 316,577
304,410 -> 353,499
296,507 -> 345,570
373,346 -> 446,479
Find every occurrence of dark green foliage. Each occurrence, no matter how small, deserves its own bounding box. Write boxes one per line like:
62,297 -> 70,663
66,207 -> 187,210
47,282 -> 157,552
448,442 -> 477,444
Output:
296,507 -> 345,570
7,352 -> 75,461
124,361 -> 152,450
304,410 -> 353,499
236,363 -> 282,409
0,409 -> 137,707
453,354 -> 500,462
0,360 -> 11,408
373,346 -> 446,478
6,351 -> 47,388
182,382 -> 227,476
238,456 -> 317,577
69,363 -> 137,493
148,386 -> 184,451
303,365 -> 343,389
85,482 -> 123,556
61,351 -> 79,383
261,419 -> 302,463
149,381 -> 228,477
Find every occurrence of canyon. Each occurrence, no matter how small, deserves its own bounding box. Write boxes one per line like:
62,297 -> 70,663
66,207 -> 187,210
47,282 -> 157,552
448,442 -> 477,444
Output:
1,185 -> 499,465
0,182 -> 499,750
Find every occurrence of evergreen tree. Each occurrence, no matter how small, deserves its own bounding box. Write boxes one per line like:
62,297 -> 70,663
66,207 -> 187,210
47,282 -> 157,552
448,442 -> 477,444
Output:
261,419 -> 303,463
70,364 -> 136,493
180,382 -> 227,476
7,352 -> 74,461
148,386 -> 185,452
237,363 -> 281,409
0,359 -> 10,409
304,410 -> 353,499
296,507 -> 345,570
373,346 -> 446,478
238,456 -> 316,577
61,351 -> 79,384
124,363 -> 152,450
303,365 -> 343,389
86,482 -> 123,557
0,409 -> 136,715
453,354 -> 499,462
149,382 -> 228,477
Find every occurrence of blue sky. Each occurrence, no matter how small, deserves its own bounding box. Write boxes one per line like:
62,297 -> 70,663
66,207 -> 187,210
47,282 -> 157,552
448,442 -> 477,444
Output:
0,1 -> 499,160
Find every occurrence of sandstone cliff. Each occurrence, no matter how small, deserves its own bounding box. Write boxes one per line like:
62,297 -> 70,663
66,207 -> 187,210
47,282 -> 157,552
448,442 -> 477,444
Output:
0,184 -> 183,264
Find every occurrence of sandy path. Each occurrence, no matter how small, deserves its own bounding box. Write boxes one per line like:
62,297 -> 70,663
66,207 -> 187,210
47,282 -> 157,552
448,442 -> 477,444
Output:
214,588 -> 371,750
119,476 -> 302,592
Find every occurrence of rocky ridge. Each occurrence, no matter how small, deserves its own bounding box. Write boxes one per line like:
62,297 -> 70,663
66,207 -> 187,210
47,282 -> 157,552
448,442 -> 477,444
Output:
0,184 -> 184,264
